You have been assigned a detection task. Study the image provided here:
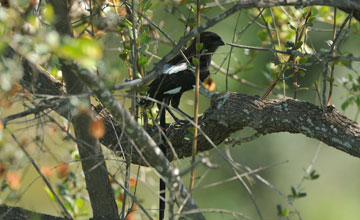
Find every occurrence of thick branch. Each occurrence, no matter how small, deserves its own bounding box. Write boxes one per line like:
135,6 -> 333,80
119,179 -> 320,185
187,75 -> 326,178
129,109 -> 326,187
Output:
48,1 -> 119,219
102,93 -> 360,165
233,0 -> 360,10
0,205 -> 67,220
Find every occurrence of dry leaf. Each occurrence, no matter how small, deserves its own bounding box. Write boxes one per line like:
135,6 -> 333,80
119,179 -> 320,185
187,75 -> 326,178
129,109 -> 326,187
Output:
41,165 -> 55,177
6,171 -> 21,190
57,162 -> 69,178
204,77 -> 216,91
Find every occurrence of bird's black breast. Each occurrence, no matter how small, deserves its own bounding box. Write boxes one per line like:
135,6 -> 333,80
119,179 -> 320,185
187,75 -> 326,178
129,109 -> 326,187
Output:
150,67 -> 209,96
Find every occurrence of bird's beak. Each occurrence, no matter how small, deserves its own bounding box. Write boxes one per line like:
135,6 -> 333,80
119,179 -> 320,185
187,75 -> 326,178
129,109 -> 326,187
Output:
219,40 -> 225,46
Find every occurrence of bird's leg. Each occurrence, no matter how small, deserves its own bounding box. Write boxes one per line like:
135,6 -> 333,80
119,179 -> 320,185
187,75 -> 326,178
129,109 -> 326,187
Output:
159,101 -> 167,220
166,107 -> 180,122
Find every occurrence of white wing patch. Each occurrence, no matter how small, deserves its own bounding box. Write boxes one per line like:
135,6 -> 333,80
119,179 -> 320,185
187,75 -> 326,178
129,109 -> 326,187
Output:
162,62 -> 188,74
164,87 -> 182,95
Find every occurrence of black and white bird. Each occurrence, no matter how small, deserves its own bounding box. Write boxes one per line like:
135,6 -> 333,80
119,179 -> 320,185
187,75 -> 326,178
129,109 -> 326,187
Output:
140,32 -> 224,220
141,31 -> 225,121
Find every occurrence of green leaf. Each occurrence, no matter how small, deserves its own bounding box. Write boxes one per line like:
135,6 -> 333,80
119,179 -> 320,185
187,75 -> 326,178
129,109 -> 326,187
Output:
121,19 -> 133,27
308,16 -> 316,23
196,43 -> 204,51
291,186 -> 297,197
356,97 -> 360,108
264,16 -> 272,23
294,41 -> 303,50
57,37 -> 102,68
339,60 -> 350,67
299,57 -> 308,63
282,208 -> 290,217
140,0 -> 152,11
276,204 -> 290,217
119,49 -> 129,61
310,170 -> 320,180
138,56 -> 148,67
75,197 -> 85,209
276,204 -> 283,216
341,97 -> 354,110
140,31 -> 151,44
44,186 -> 56,202
298,192 -> 307,198
187,127 -> 195,134
193,58 -> 199,66
184,134 -> 193,141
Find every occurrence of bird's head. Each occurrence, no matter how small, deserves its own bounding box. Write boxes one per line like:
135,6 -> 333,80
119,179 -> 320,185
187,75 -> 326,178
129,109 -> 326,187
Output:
192,31 -> 225,53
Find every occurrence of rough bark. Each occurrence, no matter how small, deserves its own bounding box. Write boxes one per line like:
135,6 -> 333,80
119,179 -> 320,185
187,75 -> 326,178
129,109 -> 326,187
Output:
0,205 -> 67,220
101,93 -> 360,165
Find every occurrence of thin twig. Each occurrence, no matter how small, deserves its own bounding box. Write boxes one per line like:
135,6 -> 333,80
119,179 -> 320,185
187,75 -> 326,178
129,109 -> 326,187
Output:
327,8 -> 337,106
227,43 -> 360,62
322,13 -> 352,110
9,132 -> 72,219
190,0 -> 201,192
226,10 -> 242,92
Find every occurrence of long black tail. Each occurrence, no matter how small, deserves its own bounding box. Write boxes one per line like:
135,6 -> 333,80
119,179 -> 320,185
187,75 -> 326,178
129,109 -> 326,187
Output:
159,107 -> 166,220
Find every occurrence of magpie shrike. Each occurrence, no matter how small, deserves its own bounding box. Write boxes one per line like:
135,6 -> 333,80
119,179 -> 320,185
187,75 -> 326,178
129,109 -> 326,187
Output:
141,31 -> 225,121
140,31 -> 224,220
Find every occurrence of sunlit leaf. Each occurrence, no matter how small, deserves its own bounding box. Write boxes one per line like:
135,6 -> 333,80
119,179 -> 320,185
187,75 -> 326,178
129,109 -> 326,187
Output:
138,56 -> 148,67
6,171 -> 21,190
41,165 -> 55,177
204,77 -> 216,91
129,177 -> 137,187
44,186 -> 56,202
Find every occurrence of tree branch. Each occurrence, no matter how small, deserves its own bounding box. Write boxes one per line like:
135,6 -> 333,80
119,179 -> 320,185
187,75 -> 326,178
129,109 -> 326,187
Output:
48,1 -> 119,219
71,62 -> 206,220
0,205 -> 67,220
102,93 -> 360,165
3,45 -> 360,164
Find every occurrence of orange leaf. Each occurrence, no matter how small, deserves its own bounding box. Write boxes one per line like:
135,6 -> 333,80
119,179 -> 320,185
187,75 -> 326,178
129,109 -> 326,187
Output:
89,119 -> 105,139
6,171 -> 21,190
0,121 -> 3,132
57,162 -> 69,178
8,83 -> 22,97
0,163 -> 6,177
118,193 -> 124,202
30,0 -> 38,6
129,178 -> 136,187
126,212 -> 136,220
41,165 -> 55,177
0,97 -> 11,108
204,78 -> 216,91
